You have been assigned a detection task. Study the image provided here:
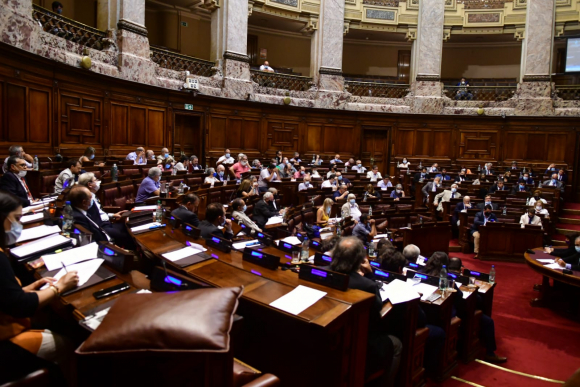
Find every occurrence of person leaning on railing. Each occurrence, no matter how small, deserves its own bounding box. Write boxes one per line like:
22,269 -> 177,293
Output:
455,77 -> 473,100
259,61 -> 275,73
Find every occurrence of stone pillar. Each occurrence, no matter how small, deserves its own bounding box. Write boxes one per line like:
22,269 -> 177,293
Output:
310,0 -> 344,93
410,0 -> 444,114
0,0 -> 35,51
97,0 -> 119,32
516,0 -> 556,115
205,0 -> 251,98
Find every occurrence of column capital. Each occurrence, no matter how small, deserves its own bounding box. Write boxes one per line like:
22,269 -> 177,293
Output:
200,0 -> 220,12
223,51 -> 250,63
117,19 -> 148,37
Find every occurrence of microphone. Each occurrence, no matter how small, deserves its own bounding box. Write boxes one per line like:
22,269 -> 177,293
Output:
161,260 -> 188,290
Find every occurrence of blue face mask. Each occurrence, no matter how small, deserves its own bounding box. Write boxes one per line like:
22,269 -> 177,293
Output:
243,205 -> 247,212
350,199 -> 355,205
90,154 -> 95,160
485,201 -> 491,205
520,185 -> 525,189
451,188 -> 457,193
576,246 -> 580,253
219,172 -> 224,177
338,176 -> 342,180
165,164 -> 171,169
225,153 -> 230,158
5,219 -> 23,245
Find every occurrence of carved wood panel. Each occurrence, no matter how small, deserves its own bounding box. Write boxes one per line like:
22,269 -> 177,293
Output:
60,92 -> 102,145
503,130 -> 571,163
458,130 -> 498,160
267,121 -> 299,152
109,102 -> 166,148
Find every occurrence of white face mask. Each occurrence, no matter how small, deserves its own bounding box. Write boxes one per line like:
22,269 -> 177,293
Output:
350,199 -> 356,205
93,180 -> 101,192
18,170 -> 27,178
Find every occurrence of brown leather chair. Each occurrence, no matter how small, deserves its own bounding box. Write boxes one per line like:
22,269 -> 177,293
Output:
76,288 -> 279,387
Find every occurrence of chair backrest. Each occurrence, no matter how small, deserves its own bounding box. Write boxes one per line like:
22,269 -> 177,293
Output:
100,182 -> 119,207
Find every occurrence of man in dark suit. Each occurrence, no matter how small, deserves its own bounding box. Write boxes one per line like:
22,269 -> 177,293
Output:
454,169 -> 471,184
476,195 -> 499,211
511,182 -> 530,194
411,167 -> 429,195
555,235 -> 580,271
171,193 -> 200,227
0,156 -> 37,207
471,205 -> 497,256
199,202 -> 233,240
452,195 -> 473,227
483,163 -> 494,176
543,173 -> 564,194
488,180 -> 507,194
557,169 -> 568,183
253,192 -> 280,231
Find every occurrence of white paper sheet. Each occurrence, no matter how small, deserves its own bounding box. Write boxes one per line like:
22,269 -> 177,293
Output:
41,258 -> 104,289
22,203 -> 45,214
537,259 -> 555,263
131,222 -> 162,232
11,234 -> 70,258
42,242 -> 99,271
17,225 -> 61,243
282,236 -> 302,245
544,262 -> 564,270
269,285 -> 327,315
232,240 -> 259,250
132,205 -> 157,211
266,216 -> 284,226
162,246 -> 204,262
410,282 -> 438,300
380,279 -> 420,304
462,291 -> 473,299
83,307 -> 111,330
21,213 -> 44,224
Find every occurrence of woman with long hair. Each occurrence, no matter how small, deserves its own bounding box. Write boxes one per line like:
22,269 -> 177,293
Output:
316,198 -> 334,227
236,179 -> 258,199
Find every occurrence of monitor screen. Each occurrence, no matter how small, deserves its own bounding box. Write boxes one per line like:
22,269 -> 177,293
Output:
566,37 -> 580,72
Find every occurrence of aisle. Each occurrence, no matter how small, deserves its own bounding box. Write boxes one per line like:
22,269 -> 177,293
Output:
431,251 -> 580,386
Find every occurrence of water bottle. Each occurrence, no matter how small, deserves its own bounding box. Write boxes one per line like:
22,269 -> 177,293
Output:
419,161 -> 422,168
312,155 -> 315,164
205,164 -> 209,173
301,237 -> 310,262
439,265 -> 448,291
178,182 -> 184,194
111,163 -> 118,182
407,168 -> 411,175
156,200 -> 163,222
336,221 -> 342,237
368,206 -> 372,216
172,167 -> 177,176
368,242 -> 376,258
33,155 -> 39,171
344,165 -> 347,173
62,201 -> 74,236
489,265 -> 496,284
478,164 -> 481,172
363,192 -> 368,202
502,206 -> 507,215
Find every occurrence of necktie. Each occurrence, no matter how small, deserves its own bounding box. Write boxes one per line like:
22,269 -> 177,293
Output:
20,178 -> 33,200
529,216 -> 533,224
84,212 -> 112,242
452,192 -> 455,198
559,176 -> 562,181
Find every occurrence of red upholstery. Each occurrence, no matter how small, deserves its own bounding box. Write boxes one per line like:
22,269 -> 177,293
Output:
41,174 -> 58,194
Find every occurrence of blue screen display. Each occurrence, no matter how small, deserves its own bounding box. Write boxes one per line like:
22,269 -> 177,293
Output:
448,273 -> 457,279
409,263 -> 418,268
103,247 -> 115,256
311,269 -> 327,278
470,271 -> 481,276
312,241 -> 319,246
73,228 -> 81,234
322,255 -> 331,262
375,270 -> 389,278
283,243 -> 292,249
370,261 -> 380,267
164,276 -> 182,286
251,251 -> 263,259
251,270 -> 261,276
211,237 -> 220,243
185,226 -> 192,231
414,273 -> 427,280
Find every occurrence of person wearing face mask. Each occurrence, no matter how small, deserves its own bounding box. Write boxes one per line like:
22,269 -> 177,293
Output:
435,168 -> 451,181
488,180 -> 506,194
333,184 -> 350,202
365,184 -> 381,199
546,233 -> 579,257
214,165 -> 227,182
154,148 -> 170,166
51,1 -> 63,14
199,202 -> 233,240
146,150 -> 155,161
79,146 -> 104,167
257,164 -> 280,193
378,176 -> 393,190
421,176 -> 441,204
298,175 -> 313,192
311,168 -> 321,178
215,149 -> 234,167
78,172 -> 124,221
2,145 -> 33,173
520,207 -> 543,229
527,190 -> 547,207
230,154 -> 251,179
518,173 -> 531,184
397,158 -> 410,168
335,171 -> 351,187
0,156 -> 39,207
543,173 -> 564,194
352,214 -> 377,245
454,169 -> 471,184
329,154 -> 343,164
171,193 -> 200,227
352,160 -> 366,174
136,167 -> 162,203
231,198 -> 261,233
289,152 -> 302,165
316,198 -> 334,227
253,192 -> 280,231
390,184 -> 405,200
428,163 -> 439,173
321,174 -> 337,190
0,191 -> 79,380
452,196 -> 472,227
555,236 -> 580,271
477,195 -> 498,211
126,147 -> 146,165
341,194 -> 361,221
433,183 -> 461,213
293,166 -> 307,180
274,150 -> 283,165
511,181 -> 530,194
544,164 -> 558,175
471,204 -> 497,256
366,166 -> 382,182
54,160 -> 82,194
534,201 -> 549,218
203,168 -> 218,185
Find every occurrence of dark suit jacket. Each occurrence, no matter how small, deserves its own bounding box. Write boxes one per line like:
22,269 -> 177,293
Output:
72,207 -> 109,243
488,184 -> 507,194
471,211 -> 497,234
562,252 -> 580,271
557,174 -> 568,183
171,206 -> 200,227
454,175 -> 471,183
253,200 -> 278,229
483,168 -> 494,176
550,245 -> 577,258
198,220 -> 233,240
413,172 -> 429,184
476,202 -> 499,211
452,202 -> 474,225
511,185 -> 530,195
0,172 -> 31,207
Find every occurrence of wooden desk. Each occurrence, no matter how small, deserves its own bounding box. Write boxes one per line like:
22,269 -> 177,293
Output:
479,223 -> 543,262
402,222 -> 451,256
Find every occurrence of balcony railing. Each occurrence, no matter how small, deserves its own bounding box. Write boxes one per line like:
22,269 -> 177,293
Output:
362,0 -> 399,6
150,46 -> 215,77
554,85 -> 580,101
32,4 -> 105,50
457,0 -> 505,9
443,86 -> 516,102
345,81 -> 410,99
251,70 -> 313,92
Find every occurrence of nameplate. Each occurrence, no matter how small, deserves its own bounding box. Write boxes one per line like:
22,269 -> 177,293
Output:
206,235 -> 232,253
299,265 -> 349,292
313,252 -> 332,266
274,240 -> 300,255
168,215 -> 181,228
309,239 -> 322,252
373,268 -> 406,283
182,223 -> 201,239
463,269 -> 490,282
255,231 -> 273,246
405,271 -> 439,286
97,243 -> 135,273
447,272 -> 469,285
150,266 -> 210,292
242,247 -> 280,270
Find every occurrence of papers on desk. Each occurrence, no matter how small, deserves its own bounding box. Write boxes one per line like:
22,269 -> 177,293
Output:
544,262 -> 563,270
41,258 -> 104,289
162,246 -> 205,262
537,259 -> 555,264
11,234 -> 70,259
22,203 -> 45,214
379,279 -> 420,304
266,216 -> 284,226
232,240 -> 259,250
42,242 -> 99,271
83,307 -> 111,331
374,234 -> 390,239
416,256 -> 427,266
269,285 -> 327,315
132,205 -> 157,211
130,222 -> 162,232
462,290 -> 473,299
17,225 -> 61,243
21,213 -> 44,224
281,236 -> 302,246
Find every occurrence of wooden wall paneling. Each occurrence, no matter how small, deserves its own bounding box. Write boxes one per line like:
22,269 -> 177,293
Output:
242,118 -> 260,152
147,108 -> 165,147
228,117 -> 243,151
6,83 -> 26,143
167,104 -> 173,154
111,104 -> 129,146
306,124 -> 322,155
414,129 -> 432,157
266,120 -> 299,154
526,133 -> 545,161
0,80 -> 4,142
361,126 -> 390,174
503,132 -> 527,161
130,106 -> 146,146
394,128 -> 415,156
545,132 -> 568,163
28,87 -> 51,144
209,115 -> 227,151
59,91 -> 102,146
432,130 -> 452,157
458,130 -> 498,160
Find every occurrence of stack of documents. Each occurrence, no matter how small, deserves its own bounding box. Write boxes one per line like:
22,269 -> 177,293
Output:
162,246 -> 206,262
42,242 -> 99,270
17,225 -> 61,243
266,216 -> 284,226
11,234 -> 70,259
41,258 -> 104,289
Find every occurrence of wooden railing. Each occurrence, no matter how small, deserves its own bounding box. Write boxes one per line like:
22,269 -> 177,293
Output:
32,4 -> 106,50
150,46 -> 215,77
345,81 -> 410,98
251,70 -> 314,92
554,85 -> 580,101
443,85 -> 516,102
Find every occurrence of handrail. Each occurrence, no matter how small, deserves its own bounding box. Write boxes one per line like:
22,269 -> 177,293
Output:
443,85 -> 516,102
345,80 -> 410,98
554,85 -> 580,101
150,46 -> 215,77
250,70 -> 313,92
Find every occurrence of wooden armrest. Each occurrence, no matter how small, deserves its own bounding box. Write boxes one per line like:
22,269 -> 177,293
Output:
103,206 -> 122,213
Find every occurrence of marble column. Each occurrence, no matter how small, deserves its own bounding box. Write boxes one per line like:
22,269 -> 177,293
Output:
516,0 -> 556,115
206,0 -> 251,99
97,0 -> 119,32
410,0 -> 444,114
0,0 -> 35,51
310,0 -> 345,93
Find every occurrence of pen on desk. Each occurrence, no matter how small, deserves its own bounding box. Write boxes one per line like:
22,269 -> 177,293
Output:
61,262 -> 68,273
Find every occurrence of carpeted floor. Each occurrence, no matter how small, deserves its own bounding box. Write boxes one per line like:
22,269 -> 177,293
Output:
428,250 -> 580,386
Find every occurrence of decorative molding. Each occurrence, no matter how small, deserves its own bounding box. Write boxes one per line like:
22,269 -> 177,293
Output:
344,20 -> 350,36
522,75 -> 551,82
364,8 -> 397,22
117,19 -> 148,37
416,75 -> 441,82
199,0 -> 220,11
319,67 -> 343,76
300,16 -> 318,35
271,0 -> 298,7
514,26 -> 525,41
405,28 -> 417,42
555,23 -> 565,37
248,0 -> 254,17
443,27 -> 452,42
223,51 -> 250,63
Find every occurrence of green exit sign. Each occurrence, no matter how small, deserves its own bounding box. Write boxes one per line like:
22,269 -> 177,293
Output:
181,21 -> 188,27
184,104 -> 193,110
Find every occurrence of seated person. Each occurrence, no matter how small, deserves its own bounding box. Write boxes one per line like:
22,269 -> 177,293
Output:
204,168 -> 220,185
321,174 -> 337,190
0,192 -> 79,379
376,238 -> 394,254
471,205 -> 497,256
189,155 -> 203,171
476,195 -> 498,211
341,194 -> 361,221
546,233 -> 579,257
289,152 -> 302,165
520,207 -> 542,229
507,161 -> 518,171
365,184 -> 381,199
543,173 -> 564,194
434,183 -> 461,213
126,147 -> 146,165
2,145 -> 32,173
454,169 -> 471,184
77,172 -> 123,221
236,179 -> 258,199
230,154 -> 251,179
352,214 -> 377,245
435,168 -> 451,181
366,166 -> 383,182
488,180 -> 507,193
231,198 -> 261,233
482,163 -> 494,176
199,202 -> 233,240
274,150 -> 283,165
352,160 -> 366,174
311,167 -> 321,178
512,181 -> 529,194
79,146 -> 104,166
135,167 -> 161,203
161,156 -> 175,172
311,154 -> 323,166
378,176 -> 393,189
557,168 -> 567,183
320,235 -> 340,255
333,184 -> 350,202
253,192 -> 280,230
146,150 -> 155,161
293,166 -> 307,180
402,244 -> 422,266
452,195 -> 473,226
214,165 -> 227,182
216,149 -> 235,166
0,156 -> 37,207
155,148 -> 169,165
335,172 -> 351,187
421,176 -> 442,203
390,184 -> 405,200
345,158 -> 356,168
544,163 -> 558,175
528,190 -> 547,207
414,167 -> 429,183
258,164 -> 280,193
397,158 -> 410,168
54,160 -> 82,194
455,77 -> 473,100
329,154 -> 343,164
518,172 -> 532,184
171,193 -> 200,227
429,163 -> 439,173
298,176 -> 313,191
534,201 -> 549,218
174,155 -> 189,171
316,198 -> 334,227
329,237 -> 402,382
259,61 -> 274,73
327,165 -> 338,179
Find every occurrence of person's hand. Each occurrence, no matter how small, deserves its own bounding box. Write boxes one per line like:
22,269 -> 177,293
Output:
394,198 -> 400,201
434,201 -> 438,206
224,219 -> 232,232
360,258 -> 372,275
57,271 -> 80,292
369,219 -> 375,225
556,259 -> 566,268
23,277 -> 55,292
112,211 -> 125,219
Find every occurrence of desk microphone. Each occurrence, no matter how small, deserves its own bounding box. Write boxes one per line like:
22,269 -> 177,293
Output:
161,260 -> 188,290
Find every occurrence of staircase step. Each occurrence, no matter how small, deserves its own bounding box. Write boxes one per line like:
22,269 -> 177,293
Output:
562,209 -> 580,216
559,217 -> 580,225
449,245 -> 461,252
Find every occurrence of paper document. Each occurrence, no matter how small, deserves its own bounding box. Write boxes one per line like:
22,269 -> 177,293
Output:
132,205 -> 157,211
83,307 -> 110,330
537,259 -> 555,263
42,242 -> 99,271
266,216 -> 284,226
22,203 -> 45,214
380,279 -> 420,304
269,285 -> 327,315
282,236 -> 302,246
462,291 -> 473,299
544,263 -> 563,270
375,234 -> 390,239
17,225 -> 61,243
131,222 -> 162,232
232,240 -> 259,250
21,213 -> 44,224
411,282 -> 438,301
162,246 -> 204,262
41,258 -> 104,289
11,234 -> 70,258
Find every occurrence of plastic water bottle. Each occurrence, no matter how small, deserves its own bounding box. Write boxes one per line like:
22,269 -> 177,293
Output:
156,200 -> 162,222
478,164 -> 481,172
301,237 -> 310,262
172,167 -> 177,176
62,201 -> 74,236
336,221 -> 342,237
439,265 -> 448,291
312,155 -> 316,164
502,206 -> 507,215
178,182 -> 184,194
33,155 -> 39,171
368,206 -> 372,216
111,163 -> 118,182
489,265 -> 496,284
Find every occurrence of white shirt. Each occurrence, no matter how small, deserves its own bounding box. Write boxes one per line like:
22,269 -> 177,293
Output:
377,180 -> 392,189
298,182 -> 313,191
3,157 -> 32,173
528,197 -> 547,206
204,176 -> 219,185
174,162 -> 186,171
92,193 -> 109,222
321,180 -> 334,189
352,165 -> 366,173
350,205 -> 362,222
216,155 -> 235,165
16,173 -> 33,201
258,168 -> 279,187
78,207 -> 111,242
311,171 -> 321,178
259,65 -> 274,72
366,171 -> 382,182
